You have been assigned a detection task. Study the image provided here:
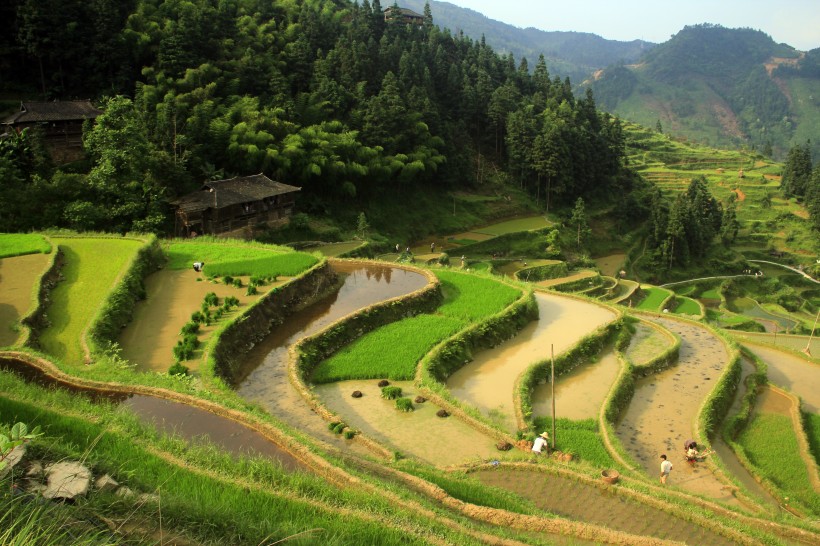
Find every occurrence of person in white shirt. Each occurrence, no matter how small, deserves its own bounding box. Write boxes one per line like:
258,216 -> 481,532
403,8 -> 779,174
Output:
660,454 -> 673,484
531,432 -> 550,456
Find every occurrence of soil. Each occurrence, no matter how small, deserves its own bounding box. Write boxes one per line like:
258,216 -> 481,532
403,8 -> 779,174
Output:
446,292 -> 616,432
616,316 -> 740,506
118,269 -> 275,372
314,379 -> 500,466
531,348 -> 620,421
236,263 -> 429,456
535,270 -> 597,288
0,253 -> 50,346
473,467 -> 735,546
593,253 -> 626,278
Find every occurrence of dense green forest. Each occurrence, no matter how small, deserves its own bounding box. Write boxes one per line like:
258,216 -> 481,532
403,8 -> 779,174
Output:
0,0 -> 634,237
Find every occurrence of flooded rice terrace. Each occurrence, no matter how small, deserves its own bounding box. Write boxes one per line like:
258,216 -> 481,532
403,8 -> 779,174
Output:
447,292 -> 616,432
741,341 -> 820,413
314,380 -> 500,466
0,253 -> 51,347
236,262 -> 429,451
616,316 -> 739,505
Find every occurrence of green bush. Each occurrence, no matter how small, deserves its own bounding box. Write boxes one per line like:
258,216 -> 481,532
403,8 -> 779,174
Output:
204,292 -> 219,307
168,362 -> 190,376
180,321 -> 200,336
381,386 -> 403,400
395,397 -> 414,412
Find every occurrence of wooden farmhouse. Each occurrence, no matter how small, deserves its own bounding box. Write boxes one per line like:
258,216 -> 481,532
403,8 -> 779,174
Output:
1,100 -> 101,163
171,174 -> 300,238
384,6 -> 427,25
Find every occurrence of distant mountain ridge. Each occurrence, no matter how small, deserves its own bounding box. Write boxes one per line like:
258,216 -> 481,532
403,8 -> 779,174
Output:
400,0 -> 654,82
587,24 -> 820,159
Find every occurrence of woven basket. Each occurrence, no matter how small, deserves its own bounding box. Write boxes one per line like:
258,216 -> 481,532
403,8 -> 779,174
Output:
601,469 -> 620,484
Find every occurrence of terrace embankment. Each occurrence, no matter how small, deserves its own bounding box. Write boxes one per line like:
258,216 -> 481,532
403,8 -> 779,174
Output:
616,316 -> 739,505
446,291 -> 616,433
473,465 -> 736,546
236,261 -> 431,453
0,253 -> 51,346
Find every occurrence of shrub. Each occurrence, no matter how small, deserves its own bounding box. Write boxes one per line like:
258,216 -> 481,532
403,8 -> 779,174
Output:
381,386 -> 402,400
395,398 -> 414,412
204,292 -> 219,307
168,362 -> 190,376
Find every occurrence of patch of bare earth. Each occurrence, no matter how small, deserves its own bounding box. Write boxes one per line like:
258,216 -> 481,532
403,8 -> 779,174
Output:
711,100 -> 745,139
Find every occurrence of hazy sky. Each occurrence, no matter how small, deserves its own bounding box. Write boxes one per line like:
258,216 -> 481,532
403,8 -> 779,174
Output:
442,0 -> 820,51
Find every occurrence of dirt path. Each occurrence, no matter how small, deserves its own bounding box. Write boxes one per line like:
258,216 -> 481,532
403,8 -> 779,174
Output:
0,253 -> 50,347
616,316 -> 739,506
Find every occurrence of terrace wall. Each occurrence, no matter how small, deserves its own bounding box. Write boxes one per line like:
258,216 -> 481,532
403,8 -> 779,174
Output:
211,260 -> 338,382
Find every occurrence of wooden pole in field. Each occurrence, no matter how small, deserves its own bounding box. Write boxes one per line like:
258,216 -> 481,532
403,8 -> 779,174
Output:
551,344 -> 556,450
804,309 -> 819,357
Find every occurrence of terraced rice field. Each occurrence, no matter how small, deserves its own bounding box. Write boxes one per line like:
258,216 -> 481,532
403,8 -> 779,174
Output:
0,253 -> 50,346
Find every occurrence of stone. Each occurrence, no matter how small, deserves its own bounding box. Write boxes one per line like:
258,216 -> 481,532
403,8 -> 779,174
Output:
25,460 -> 44,479
0,445 -> 26,478
95,474 -> 119,493
43,461 -> 92,500
116,486 -> 136,498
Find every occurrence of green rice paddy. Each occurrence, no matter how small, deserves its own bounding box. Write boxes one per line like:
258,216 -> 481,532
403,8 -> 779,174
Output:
164,240 -> 318,277
0,233 -> 51,258
737,412 -> 820,515
435,270 -> 521,321
636,286 -> 672,311
38,237 -> 143,365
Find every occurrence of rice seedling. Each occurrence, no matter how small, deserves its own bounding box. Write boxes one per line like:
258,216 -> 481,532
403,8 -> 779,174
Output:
804,412 -> 820,466
737,412 -> 820,515
0,233 -> 51,258
673,296 -> 701,315
311,315 -> 464,383
164,240 -> 317,277
38,238 -> 143,365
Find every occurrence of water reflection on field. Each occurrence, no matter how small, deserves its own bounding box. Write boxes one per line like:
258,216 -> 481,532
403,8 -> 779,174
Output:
447,292 -> 616,433
0,254 -> 50,346
236,263 -> 429,452
741,342 -> 820,413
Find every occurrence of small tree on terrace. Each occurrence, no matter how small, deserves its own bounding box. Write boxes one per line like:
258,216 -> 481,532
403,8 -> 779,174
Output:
357,212 -> 370,239
571,197 -> 591,248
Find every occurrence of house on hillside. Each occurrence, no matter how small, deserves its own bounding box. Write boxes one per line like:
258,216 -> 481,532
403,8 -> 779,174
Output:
1,100 -> 102,163
383,6 -> 427,26
170,174 -> 301,238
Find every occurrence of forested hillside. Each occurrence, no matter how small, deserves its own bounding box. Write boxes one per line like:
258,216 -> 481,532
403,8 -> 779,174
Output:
588,24 -> 820,159
0,0 -> 633,237
399,0 -> 654,83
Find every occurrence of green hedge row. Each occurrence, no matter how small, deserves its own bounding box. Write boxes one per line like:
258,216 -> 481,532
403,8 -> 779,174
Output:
723,348 -> 768,440
550,274 -> 602,294
517,318 -> 624,431
86,236 -> 163,359
207,259 -> 338,383
513,261 -> 568,283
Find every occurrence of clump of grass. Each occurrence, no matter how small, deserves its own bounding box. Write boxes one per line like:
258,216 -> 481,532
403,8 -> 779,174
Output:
395,398 -> 414,412
381,386 -> 403,400
173,333 -> 200,361
168,362 -> 190,376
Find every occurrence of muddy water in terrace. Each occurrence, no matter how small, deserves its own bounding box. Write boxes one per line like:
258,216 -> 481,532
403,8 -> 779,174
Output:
447,292 -> 616,433
315,380 -> 500,466
473,468 -> 735,546
741,342 -> 820,413
0,358 -> 306,472
236,263 -> 429,453
531,348 -> 620,421
0,254 -> 50,346
121,395 -> 306,471
616,317 -> 740,505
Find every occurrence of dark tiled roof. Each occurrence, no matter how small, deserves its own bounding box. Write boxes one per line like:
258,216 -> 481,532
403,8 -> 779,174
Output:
2,101 -> 102,125
172,174 -> 301,212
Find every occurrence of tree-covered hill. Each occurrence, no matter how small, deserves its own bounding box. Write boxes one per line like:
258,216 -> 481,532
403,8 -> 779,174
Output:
400,0 -> 654,83
587,24 -> 820,160
0,0 -> 633,237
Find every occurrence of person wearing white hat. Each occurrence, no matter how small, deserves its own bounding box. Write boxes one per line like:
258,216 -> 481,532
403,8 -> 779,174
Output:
532,432 -> 550,456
